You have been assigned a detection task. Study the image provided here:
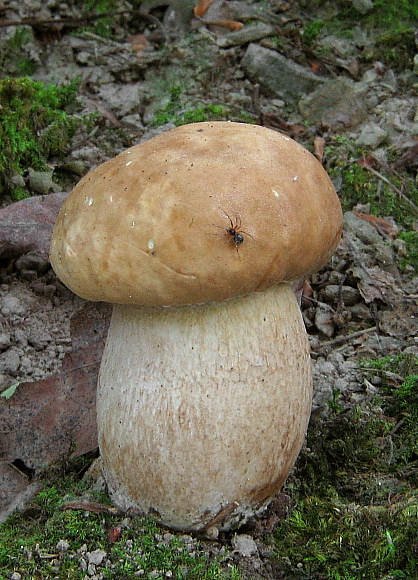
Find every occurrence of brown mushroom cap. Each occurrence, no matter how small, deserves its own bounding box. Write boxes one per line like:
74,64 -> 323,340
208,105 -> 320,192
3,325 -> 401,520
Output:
50,122 -> 342,306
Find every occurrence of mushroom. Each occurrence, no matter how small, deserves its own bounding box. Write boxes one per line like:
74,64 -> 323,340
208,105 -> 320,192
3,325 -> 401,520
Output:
50,121 -> 342,532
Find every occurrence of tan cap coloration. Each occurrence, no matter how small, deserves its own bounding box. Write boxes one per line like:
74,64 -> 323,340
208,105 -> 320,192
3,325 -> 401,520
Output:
50,121 -> 342,306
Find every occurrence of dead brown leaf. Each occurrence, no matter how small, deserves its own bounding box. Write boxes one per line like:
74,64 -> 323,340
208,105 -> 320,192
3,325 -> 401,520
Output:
0,192 -> 67,261
350,265 -> 401,305
204,20 -> 244,31
0,302 -> 110,473
194,0 -> 214,18
313,136 -> 325,164
354,212 -> 399,238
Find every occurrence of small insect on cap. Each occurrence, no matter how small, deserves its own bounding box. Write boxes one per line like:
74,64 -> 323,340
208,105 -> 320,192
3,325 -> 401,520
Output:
50,122 -> 343,306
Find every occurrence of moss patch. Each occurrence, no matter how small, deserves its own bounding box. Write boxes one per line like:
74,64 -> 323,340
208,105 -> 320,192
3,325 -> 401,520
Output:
0,457 -> 242,580
0,77 -> 95,200
273,354 -> 418,579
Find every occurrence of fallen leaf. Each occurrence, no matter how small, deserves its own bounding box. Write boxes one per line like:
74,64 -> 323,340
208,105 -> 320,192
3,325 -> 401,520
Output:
0,382 -> 19,399
194,0 -> 214,18
350,265 -> 400,304
108,526 -> 123,542
127,33 -> 150,52
205,20 -> 244,31
310,61 -> 326,75
313,136 -> 325,163
378,301 -> 418,338
0,302 -> 110,473
0,192 -> 67,261
354,212 -> 399,238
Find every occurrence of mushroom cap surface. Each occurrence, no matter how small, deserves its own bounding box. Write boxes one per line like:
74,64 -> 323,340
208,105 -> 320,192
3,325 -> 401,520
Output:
50,122 -> 342,306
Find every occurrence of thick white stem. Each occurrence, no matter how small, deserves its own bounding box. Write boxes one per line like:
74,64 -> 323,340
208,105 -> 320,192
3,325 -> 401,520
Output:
97,283 -> 312,531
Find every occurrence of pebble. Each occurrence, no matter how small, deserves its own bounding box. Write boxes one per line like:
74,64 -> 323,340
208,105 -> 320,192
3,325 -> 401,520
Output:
323,285 -> 361,305
1,295 -> 29,317
231,534 -> 258,557
0,347 -> 21,374
56,539 -> 70,552
355,122 -> 387,147
15,253 -> 50,275
344,211 -> 382,245
0,332 -> 11,352
87,549 -> 107,565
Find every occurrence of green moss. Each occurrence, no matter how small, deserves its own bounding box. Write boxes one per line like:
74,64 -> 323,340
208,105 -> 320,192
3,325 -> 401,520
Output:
365,0 -> 418,29
0,77 -> 96,199
302,20 -> 325,46
273,354 -> 418,579
0,459 -> 241,580
152,83 -> 228,127
398,231 -> 418,271
326,137 -> 418,230
366,28 -> 416,70
1,27 -> 38,76
77,0 -> 119,38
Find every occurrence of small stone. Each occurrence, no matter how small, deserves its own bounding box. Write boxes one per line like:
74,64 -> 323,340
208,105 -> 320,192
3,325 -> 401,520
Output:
0,347 -> 21,375
299,77 -> 367,128
355,122 -> 387,147
344,212 -> 381,245
231,534 -> 258,557
10,573 -> 22,580
56,539 -> 70,552
204,525 -> 219,539
28,168 -> 60,195
1,296 -> 28,317
87,549 -> 107,565
351,0 -> 373,13
315,303 -> 335,337
15,253 -> 50,275
0,333 -> 11,352
323,285 -> 361,306
241,43 -> 325,102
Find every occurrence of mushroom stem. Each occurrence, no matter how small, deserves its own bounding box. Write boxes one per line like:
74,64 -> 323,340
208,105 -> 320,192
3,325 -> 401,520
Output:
97,283 -> 312,532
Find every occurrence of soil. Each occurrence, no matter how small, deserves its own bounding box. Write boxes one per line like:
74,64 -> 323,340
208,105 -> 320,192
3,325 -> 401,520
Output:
0,1 -> 417,578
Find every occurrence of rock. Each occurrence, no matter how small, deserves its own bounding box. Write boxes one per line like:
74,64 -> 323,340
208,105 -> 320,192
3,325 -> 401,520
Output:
351,0 -> 374,13
241,43 -> 325,102
317,35 -> 356,58
56,539 -> 70,552
315,302 -> 335,337
299,77 -> 368,128
97,83 -> 142,117
1,295 -> 31,317
0,191 -> 68,261
231,534 -> 258,557
355,122 -> 387,147
323,285 -> 361,306
87,549 -> 107,565
28,168 -> 61,195
344,211 -> 382,245
0,347 -> 21,375
217,23 -> 276,48
0,333 -> 11,352
15,252 -> 50,275
374,97 -> 418,148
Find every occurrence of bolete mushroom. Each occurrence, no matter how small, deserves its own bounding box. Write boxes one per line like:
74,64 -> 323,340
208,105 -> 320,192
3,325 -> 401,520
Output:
50,121 -> 342,532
